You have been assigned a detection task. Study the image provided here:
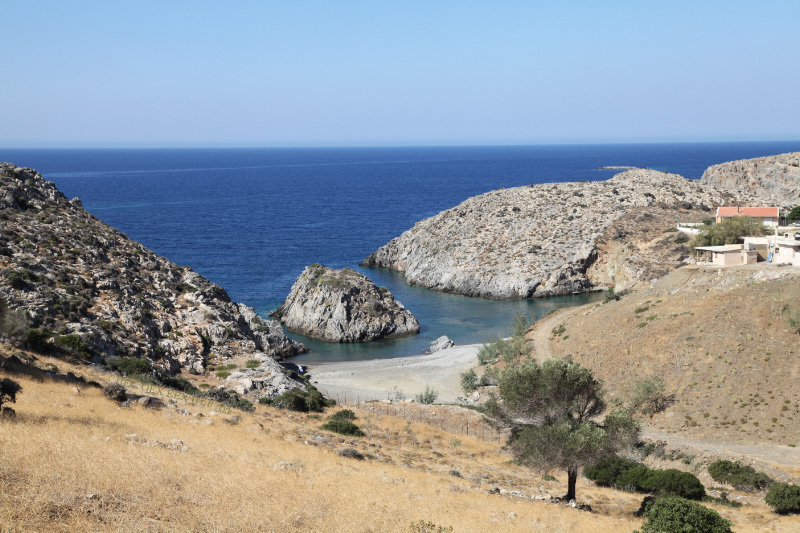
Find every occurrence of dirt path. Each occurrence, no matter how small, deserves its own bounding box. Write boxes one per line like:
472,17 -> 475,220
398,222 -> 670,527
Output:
528,305 -> 587,363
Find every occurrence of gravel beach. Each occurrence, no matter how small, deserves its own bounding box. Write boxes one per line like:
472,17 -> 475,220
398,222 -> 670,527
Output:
305,343 -> 481,403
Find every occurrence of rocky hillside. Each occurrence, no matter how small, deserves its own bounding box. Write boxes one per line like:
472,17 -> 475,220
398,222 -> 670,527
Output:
362,169 -> 730,299
700,152 -> 800,208
272,264 -> 419,342
0,163 -> 306,395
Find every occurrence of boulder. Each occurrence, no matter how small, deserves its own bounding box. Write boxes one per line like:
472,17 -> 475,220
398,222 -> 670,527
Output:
271,265 -> 420,343
426,335 -> 454,354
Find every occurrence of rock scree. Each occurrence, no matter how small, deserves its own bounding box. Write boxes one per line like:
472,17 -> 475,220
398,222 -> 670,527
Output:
271,264 -> 420,343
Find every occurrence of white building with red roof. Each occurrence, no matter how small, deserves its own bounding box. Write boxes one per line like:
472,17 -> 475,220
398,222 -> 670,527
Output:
715,206 -> 780,227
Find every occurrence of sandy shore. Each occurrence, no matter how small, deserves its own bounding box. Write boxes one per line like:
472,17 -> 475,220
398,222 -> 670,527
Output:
305,343 -> 481,403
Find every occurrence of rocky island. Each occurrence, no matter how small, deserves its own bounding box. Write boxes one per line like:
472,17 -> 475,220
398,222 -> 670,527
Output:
0,163 -> 306,398
271,264 -> 420,342
362,168 -> 734,299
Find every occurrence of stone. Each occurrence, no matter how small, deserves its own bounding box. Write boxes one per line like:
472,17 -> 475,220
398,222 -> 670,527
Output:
700,152 -> 800,208
271,264 -> 420,342
426,335 -> 454,354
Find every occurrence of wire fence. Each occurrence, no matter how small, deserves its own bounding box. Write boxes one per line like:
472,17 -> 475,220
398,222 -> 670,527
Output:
334,393 -> 506,443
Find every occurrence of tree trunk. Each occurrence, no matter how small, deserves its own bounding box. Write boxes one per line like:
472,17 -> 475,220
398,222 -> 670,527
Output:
564,468 -> 577,501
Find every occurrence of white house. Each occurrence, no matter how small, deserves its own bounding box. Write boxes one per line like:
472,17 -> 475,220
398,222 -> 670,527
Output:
715,207 -> 780,227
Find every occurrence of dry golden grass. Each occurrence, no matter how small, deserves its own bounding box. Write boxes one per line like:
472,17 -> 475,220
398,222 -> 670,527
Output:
2,353 -> 798,532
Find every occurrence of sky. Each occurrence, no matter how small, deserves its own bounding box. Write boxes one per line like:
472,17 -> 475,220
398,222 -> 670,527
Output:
2,0 -> 799,147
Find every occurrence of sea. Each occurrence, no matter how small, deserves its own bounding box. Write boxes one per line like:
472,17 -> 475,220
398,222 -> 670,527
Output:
3,142 -> 798,362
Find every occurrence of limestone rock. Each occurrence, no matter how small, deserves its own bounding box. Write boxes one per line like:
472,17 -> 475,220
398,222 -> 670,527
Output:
426,335 -> 454,354
362,169 -> 726,299
271,264 -> 420,342
0,162 -> 307,384
700,152 -> 800,209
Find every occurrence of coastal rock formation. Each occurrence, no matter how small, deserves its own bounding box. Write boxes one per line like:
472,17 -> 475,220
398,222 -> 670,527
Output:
271,264 -> 419,342
426,335 -> 454,354
0,163 -> 306,391
700,152 -> 800,208
362,169 -> 727,299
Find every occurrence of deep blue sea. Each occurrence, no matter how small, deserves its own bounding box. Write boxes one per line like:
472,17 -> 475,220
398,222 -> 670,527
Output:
3,142 -> 798,362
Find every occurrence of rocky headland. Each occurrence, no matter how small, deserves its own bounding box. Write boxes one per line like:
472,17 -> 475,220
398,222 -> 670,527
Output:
271,264 -> 419,342
0,163 -> 306,398
362,169 -> 733,299
700,152 -> 800,208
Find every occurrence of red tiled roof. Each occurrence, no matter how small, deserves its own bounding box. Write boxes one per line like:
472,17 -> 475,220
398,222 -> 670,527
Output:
716,207 -> 779,218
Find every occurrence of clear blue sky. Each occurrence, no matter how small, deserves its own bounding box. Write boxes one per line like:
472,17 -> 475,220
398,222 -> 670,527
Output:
2,0 -> 799,147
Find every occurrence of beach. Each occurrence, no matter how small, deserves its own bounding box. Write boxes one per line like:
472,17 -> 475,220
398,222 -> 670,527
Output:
305,343 -> 482,403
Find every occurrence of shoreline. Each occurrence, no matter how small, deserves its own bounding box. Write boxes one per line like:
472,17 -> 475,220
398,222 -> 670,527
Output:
305,343 -> 482,403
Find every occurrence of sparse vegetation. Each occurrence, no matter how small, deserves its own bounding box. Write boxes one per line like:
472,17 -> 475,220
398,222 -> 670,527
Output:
415,385 -> 438,405
260,384 -> 334,412
106,356 -> 153,376
460,368 -> 478,394
627,376 -> 670,417
689,215 -> 768,251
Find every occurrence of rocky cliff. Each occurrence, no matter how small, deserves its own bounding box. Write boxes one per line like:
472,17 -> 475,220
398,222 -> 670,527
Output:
362,169 -> 729,299
0,163 -> 306,396
700,152 -> 800,208
271,264 -> 420,342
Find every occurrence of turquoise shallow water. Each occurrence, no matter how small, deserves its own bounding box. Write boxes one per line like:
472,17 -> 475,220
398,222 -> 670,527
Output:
3,142 -> 797,361
289,267 -> 605,363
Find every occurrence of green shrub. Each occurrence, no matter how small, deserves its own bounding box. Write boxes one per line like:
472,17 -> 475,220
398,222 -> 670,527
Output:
707,460 -> 773,491
628,377 -> 669,417
585,456 -> 643,487
0,377 -> 22,418
24,328 -> 52,353
102,383 -> 127,403
329,409 -> 356,421
586,457 -> 705,499
107,356 -> 153,376
638,496 -> 731,533
765,482 -> 800,514
460,368 -> 478,393
415,385 -> 438,405
263,384 -> 334,412
642,469 -> 706,500
245,359 -> 260,369
215,370 -> 231,379
321,419 -> 365,437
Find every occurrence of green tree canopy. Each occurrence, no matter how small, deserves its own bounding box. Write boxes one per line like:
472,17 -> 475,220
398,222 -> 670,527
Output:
690,215 -> 769,250
787,206 -> 800,222
485,359 -> 639,501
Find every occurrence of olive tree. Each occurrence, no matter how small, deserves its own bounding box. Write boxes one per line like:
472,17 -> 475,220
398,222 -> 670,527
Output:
485,359 -> 639,501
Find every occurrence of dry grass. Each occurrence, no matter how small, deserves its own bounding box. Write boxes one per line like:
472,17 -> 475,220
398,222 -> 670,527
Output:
3,352 -> 798,532
1,355 -> 641,532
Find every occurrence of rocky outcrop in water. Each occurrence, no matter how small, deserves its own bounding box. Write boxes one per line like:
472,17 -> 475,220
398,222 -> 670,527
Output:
362,169 -> 728,299
700,152 -> 800,209
0,163 -> 306,395
271,264 -> 419,342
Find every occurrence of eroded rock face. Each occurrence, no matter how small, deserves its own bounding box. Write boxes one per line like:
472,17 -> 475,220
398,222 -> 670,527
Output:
700,152 -> 800,209
362,169 -> 727,299
0,163 -> 306,387
271,265 -> 420,342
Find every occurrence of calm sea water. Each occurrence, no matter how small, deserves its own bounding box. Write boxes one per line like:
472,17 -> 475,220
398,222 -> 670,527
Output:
3,142 -> 798,362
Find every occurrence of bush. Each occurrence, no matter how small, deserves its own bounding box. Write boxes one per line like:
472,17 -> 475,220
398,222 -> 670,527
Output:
24,328 -> 52,353
585,456 -> 705,499
201,388 -> 255,412
245,359 -> 260,369
0,377 -> 22,418
103,383 -> 127,403
321,419 -> 366,437
628,377 -> 669,417
765,482 -> 800,514
0,298 -> 27,342
215,370 -> 231,379
415,385 -> 438,405
329,409 -> 356,421
642,469 -> 706,501
262,384 -> 334,412
690,216 -> 768,251
707,460 -> 773,491
54,334 -> 93,358
639,496 -> 731,533
338,447 -> 365,460
460,368 -> 478,394
585,455 -> 643,487
107,356 -> 153,376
